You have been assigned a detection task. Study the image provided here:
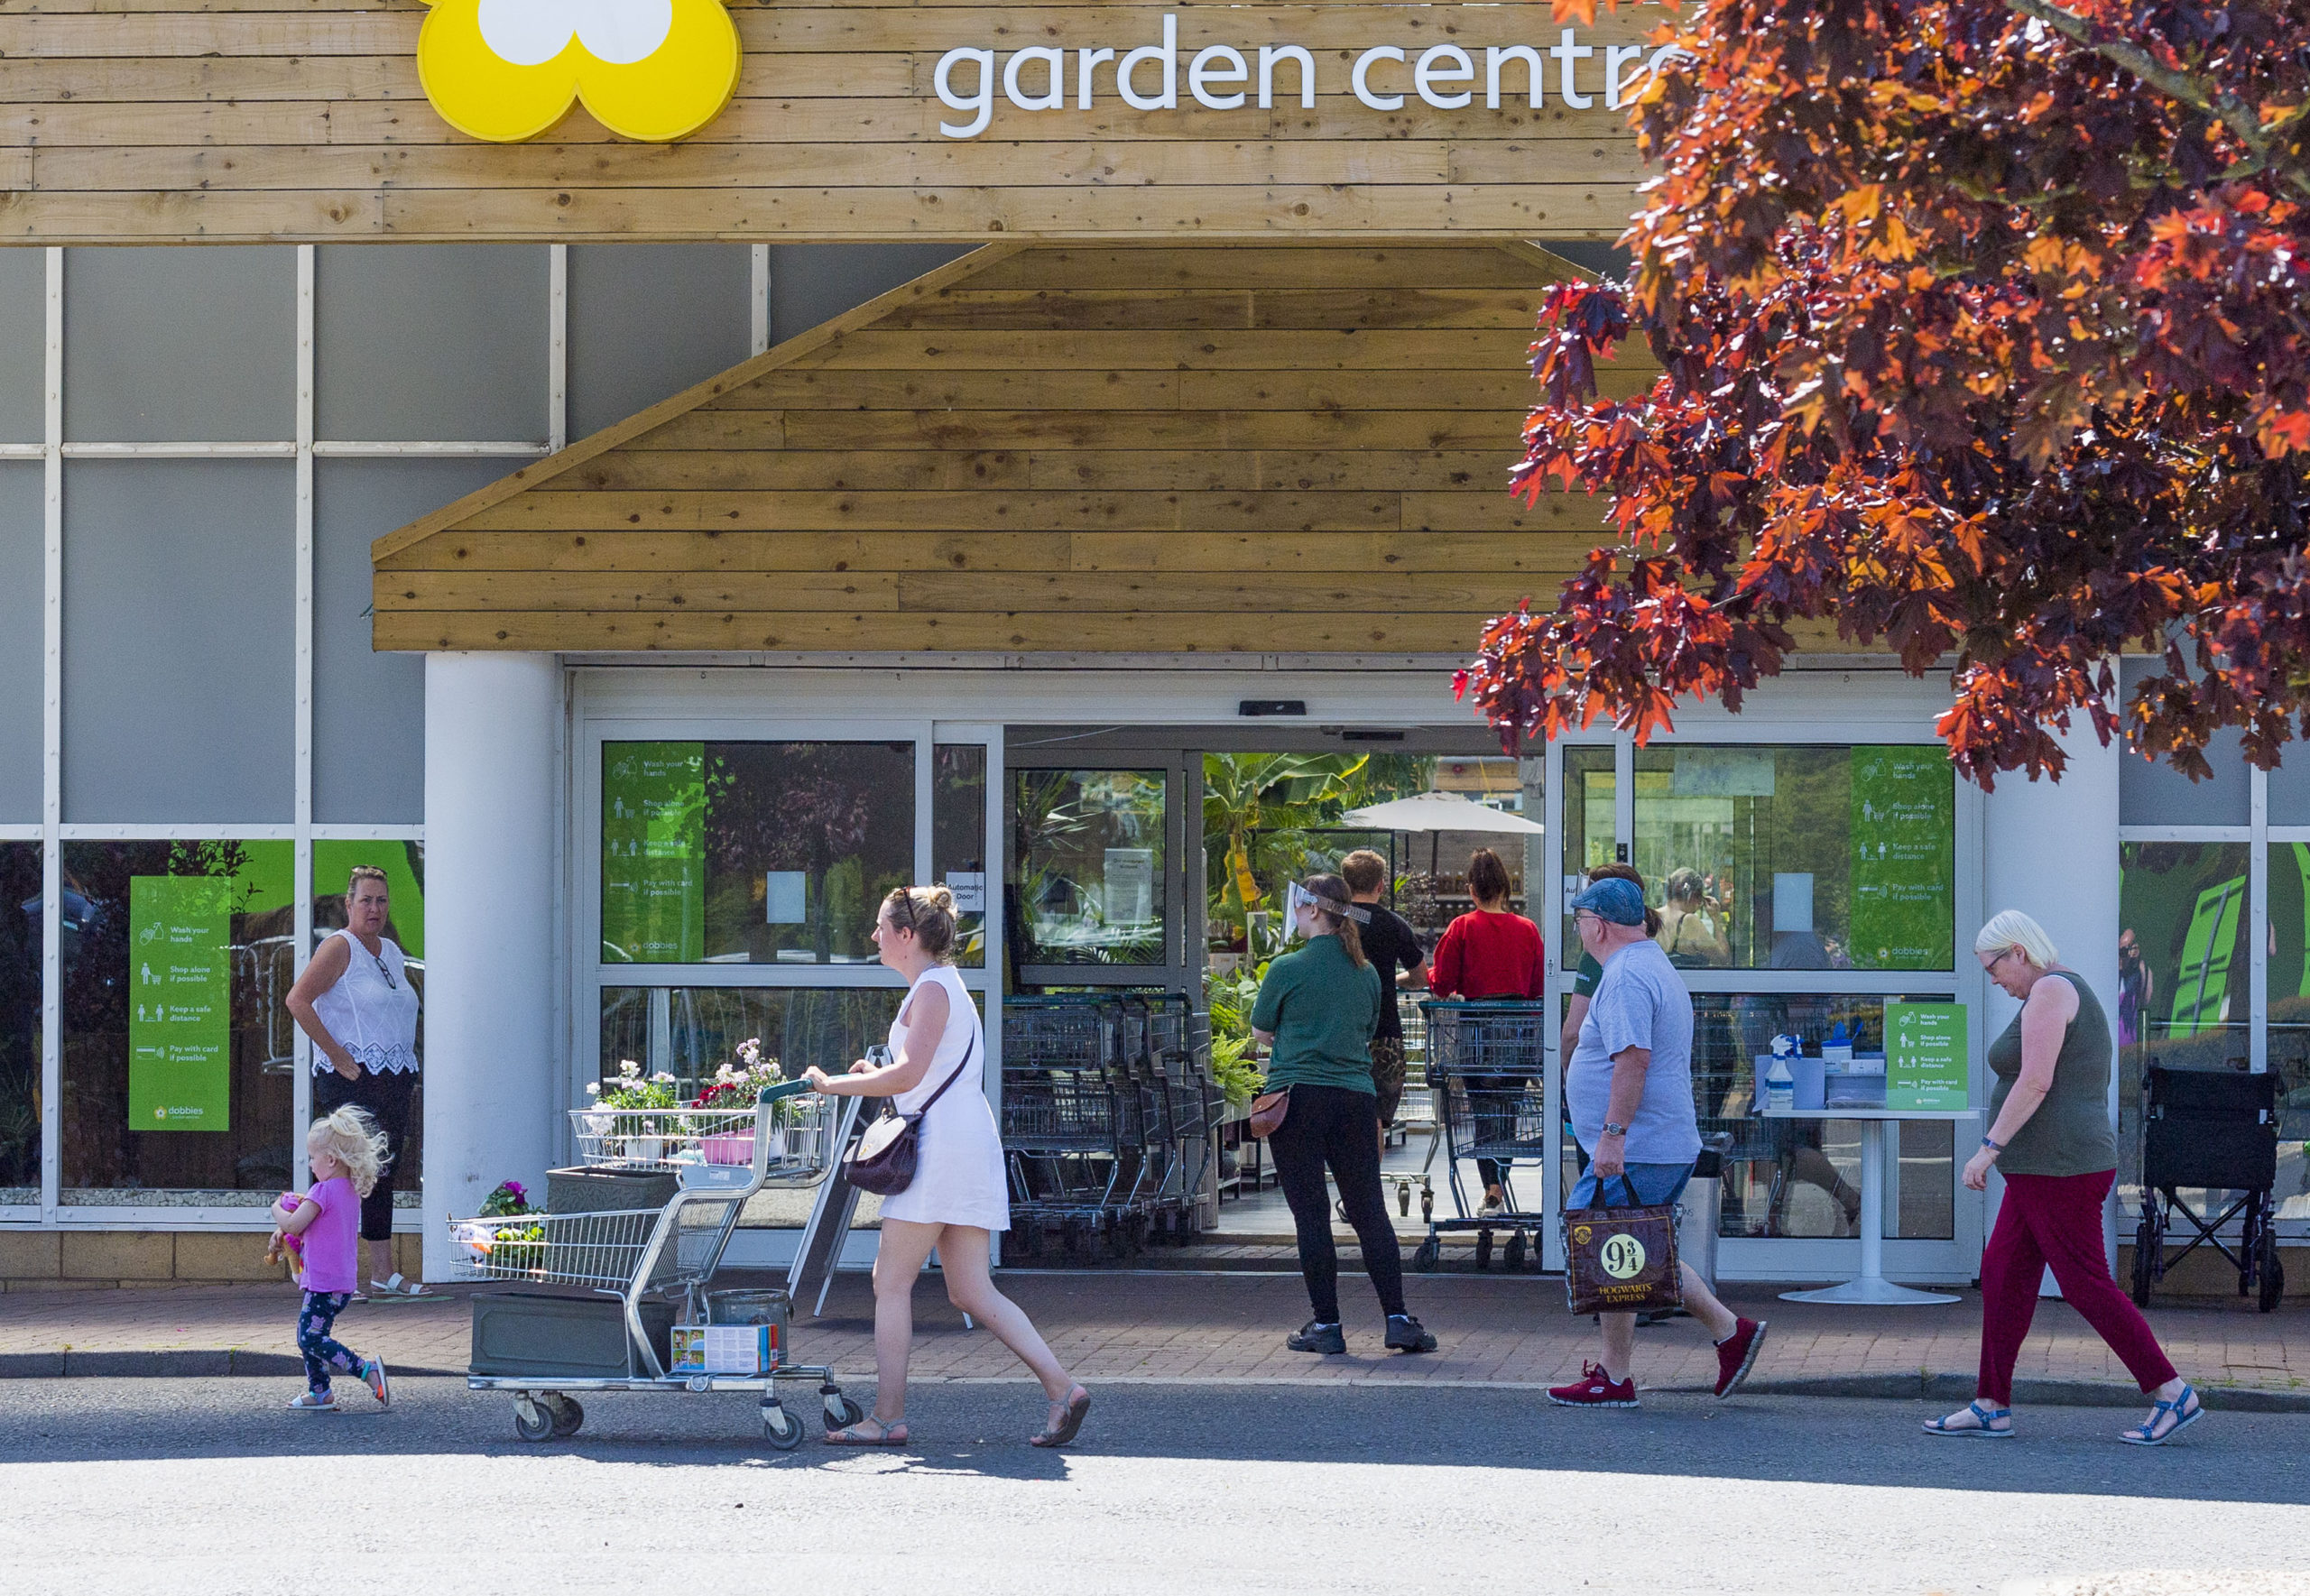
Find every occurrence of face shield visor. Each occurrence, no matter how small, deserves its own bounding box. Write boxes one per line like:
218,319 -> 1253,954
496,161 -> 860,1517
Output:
1285,881 -> 1370,940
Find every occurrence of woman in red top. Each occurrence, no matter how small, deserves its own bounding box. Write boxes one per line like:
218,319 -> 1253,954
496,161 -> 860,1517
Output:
1427,849 -> 1545,1215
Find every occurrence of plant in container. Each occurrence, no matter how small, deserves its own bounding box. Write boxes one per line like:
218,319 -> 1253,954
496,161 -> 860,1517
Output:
694,1038 -> 790,1164
587,1059 -> 680,1162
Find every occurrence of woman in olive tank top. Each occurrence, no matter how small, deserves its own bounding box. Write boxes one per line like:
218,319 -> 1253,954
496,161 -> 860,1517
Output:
1924,911 -> 2202,1447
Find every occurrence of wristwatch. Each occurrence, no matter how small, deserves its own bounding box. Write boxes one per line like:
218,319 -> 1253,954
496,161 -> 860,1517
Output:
1601,1121 -> 1628,1138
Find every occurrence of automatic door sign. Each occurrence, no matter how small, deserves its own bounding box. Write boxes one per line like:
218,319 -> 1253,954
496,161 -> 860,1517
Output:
418,0 -> 742,143
1599,1232 -> 1647,1280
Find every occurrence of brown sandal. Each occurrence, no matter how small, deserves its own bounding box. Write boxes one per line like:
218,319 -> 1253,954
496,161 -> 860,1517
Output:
825,1416 -> 909,1446
1029,1386 -> 1091,1448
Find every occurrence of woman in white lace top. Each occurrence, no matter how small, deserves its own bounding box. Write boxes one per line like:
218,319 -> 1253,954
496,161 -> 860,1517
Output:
286,866 -> 424,1299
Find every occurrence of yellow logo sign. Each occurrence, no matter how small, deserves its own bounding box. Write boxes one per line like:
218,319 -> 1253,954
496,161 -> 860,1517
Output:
417,0 -> 742,144
1599,1232 -> 1647,1280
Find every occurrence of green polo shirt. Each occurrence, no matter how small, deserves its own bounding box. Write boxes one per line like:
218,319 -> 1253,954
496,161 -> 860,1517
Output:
1251,934 -> 1382,1093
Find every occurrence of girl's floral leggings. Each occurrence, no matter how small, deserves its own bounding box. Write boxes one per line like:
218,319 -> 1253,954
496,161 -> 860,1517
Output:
298,1290 -> 364,1393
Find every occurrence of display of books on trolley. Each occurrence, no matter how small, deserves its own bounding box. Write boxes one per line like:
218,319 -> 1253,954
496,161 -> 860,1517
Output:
444,1081 -> 872,1448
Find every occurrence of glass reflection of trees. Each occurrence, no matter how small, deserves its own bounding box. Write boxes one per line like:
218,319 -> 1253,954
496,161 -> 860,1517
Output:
60,840 -> 295,1202
933,745 -> 987,968
703,742 -> 914,965
1012,770 -> 1167,966
0,844 -> 39,1197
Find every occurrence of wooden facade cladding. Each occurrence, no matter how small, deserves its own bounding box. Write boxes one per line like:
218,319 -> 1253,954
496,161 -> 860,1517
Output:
0,0 -> 1658,243
372,240 -> 1649,653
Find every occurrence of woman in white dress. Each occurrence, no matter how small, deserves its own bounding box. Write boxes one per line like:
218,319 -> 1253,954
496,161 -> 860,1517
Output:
804,885 -> 1091,1449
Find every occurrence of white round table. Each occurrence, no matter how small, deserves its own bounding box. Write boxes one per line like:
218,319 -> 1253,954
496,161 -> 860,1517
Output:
1760,1107 -> 1977,1305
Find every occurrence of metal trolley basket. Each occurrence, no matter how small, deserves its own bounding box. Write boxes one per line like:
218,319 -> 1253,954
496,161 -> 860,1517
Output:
448,1081 -> 865,1448
1410,1000 -> 1551,1273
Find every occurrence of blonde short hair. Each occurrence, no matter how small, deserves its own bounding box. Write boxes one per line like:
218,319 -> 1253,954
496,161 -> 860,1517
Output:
309,1106 -> 389,1197
1974,909 -> 2059,970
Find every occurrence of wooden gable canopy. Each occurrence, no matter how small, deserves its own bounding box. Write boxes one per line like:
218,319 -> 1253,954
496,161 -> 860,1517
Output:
372,239 -> 1650,654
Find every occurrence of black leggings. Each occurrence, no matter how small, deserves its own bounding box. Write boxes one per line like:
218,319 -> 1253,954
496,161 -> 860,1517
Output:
1267,1083 -> 1407,1324
314,1068 -> 416,1242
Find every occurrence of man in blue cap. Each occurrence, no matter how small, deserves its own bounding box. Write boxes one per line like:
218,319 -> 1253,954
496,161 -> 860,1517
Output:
1551,874 -> 1768,1407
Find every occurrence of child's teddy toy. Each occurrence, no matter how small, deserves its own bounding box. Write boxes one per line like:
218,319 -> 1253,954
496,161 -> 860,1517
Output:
266,1190 -> 308,1284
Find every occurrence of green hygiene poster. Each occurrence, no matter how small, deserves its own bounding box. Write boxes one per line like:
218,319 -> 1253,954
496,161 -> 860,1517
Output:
602,742 -> 706,963
128,875 -> 233,1131
1886,1001 -> 1969,1111
1850,746 -> 1955,968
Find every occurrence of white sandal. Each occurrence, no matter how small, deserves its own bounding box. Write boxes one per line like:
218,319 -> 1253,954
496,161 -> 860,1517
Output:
368,1273 -> 436,1302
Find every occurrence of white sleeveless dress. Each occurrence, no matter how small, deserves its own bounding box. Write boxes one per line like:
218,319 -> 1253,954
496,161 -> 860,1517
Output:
875,964 -> 1009,1232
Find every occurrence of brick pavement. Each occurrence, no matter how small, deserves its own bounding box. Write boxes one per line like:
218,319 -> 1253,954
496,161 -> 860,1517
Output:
1,1269 -> 2304,1405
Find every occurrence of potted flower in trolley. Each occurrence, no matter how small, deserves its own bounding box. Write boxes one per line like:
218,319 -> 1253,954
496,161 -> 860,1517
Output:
693,1038 -> 792,1167
584,1059 -> 681,1165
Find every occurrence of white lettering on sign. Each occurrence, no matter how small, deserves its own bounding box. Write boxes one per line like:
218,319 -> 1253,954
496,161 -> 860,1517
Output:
932,14 -> 1686,138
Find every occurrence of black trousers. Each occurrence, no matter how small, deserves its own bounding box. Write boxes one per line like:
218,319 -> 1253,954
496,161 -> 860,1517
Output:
313,1067 -> 417,1243
1266,1083 -> 1407,1324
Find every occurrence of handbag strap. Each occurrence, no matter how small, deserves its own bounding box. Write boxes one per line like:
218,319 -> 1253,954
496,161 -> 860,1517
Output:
907,1030 -> 976,1118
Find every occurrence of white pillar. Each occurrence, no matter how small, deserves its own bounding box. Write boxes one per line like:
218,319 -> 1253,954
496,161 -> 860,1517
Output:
421,652 -> 560,1280
1981,715 -> 2122,1277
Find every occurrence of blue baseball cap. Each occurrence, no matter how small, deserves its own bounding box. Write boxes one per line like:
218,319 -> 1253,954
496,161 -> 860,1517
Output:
1569,876 -> 1647,927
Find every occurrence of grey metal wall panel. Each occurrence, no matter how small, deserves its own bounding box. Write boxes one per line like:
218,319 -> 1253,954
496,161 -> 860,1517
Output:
317,245 -> 549,442
314,457 -> 507,824
2117,656 -> 2250,826
0,466 -> 39,820
568,244 -> 750,439
63,247 -> 294,443
767,244 -> 971,342
0,252 -> 41,446
61,460 -> 294,822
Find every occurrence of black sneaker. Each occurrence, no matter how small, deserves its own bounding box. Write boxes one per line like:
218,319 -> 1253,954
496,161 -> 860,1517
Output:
1384,1314 -> 1437,1353
1287,1320 -> 1346,1354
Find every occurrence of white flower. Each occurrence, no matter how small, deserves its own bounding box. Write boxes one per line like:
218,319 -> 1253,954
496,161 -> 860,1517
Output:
618,1059 -> 641,1079
584,1081 -> 601,1096
652,1072 -> 676,1085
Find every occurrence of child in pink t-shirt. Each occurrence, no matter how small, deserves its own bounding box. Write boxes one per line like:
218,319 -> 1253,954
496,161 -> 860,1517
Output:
270,1108 -> 393,1412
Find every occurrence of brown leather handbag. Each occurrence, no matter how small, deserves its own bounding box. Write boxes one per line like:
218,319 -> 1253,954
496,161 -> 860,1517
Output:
1247,1084 -> 1291,1139
844,1036 -> 974,1197
1561,1175 -> 1684,1315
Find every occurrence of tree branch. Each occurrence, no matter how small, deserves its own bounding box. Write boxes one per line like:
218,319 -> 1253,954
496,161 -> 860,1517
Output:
2002,0 -> 2310,198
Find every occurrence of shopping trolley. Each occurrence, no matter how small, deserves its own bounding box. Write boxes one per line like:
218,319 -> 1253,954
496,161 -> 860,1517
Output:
2129,1063 -> 2285,1312
448,1081 -> 866,1448
1410,1000 -> 1550,1273
1003,997 -> 1135,1255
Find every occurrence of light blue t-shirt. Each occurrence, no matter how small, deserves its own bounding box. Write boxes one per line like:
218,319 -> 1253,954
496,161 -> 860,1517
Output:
1566,939 -> 1702,1165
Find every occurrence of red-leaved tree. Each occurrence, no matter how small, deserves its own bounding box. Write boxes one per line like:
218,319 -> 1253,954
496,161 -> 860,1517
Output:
1460,0 -> 2310,784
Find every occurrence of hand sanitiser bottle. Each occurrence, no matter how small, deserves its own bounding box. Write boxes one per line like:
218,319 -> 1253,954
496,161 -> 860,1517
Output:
1766,1056 -> 1795,1113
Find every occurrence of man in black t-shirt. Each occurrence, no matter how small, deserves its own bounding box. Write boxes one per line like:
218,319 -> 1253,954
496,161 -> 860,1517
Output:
1342,850 -> 1428,1142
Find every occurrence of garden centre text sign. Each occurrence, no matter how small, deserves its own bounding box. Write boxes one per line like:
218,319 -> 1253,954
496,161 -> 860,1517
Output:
0,0 -> 1662,242
128,876 -> 233,1132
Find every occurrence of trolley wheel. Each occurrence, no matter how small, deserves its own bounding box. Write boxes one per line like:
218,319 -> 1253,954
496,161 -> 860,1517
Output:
824,1393 -> 866,1432
1410,1235 -> 1440,1273
512,1395 -> 554,1444
2130,1213 -> 2158,1307
761,1403 -> 806,1451
1474,1228 -> 1494,1272
2259,1227 -> 2286,1314
1503,1230 -> 1527,1272
544,1393 -> 584,1438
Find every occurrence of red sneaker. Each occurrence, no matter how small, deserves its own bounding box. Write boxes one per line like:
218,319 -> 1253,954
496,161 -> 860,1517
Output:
1548,1361 -> 1638,1408
1714,1317 -> 1767,1398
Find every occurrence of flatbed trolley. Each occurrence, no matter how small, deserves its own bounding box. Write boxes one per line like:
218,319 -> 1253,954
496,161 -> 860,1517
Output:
1411,1000 -> 1551,1273
448,1080 -> 867,1448
2129,1063 -> 2285,1312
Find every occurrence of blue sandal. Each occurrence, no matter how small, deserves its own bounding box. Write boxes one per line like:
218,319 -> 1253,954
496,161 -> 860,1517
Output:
2119,1385 -> 2202,1447
1923,1400 -> 2013,1438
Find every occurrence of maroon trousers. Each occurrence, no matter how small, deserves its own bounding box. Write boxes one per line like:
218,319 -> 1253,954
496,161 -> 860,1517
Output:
1977,1167 -> 2176,1405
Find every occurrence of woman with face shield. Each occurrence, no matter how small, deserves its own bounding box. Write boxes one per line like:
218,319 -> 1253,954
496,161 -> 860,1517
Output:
1250,874 -> 1439,1358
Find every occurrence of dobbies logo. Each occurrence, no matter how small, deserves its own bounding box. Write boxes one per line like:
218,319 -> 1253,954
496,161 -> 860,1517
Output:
418,0 -> 743,143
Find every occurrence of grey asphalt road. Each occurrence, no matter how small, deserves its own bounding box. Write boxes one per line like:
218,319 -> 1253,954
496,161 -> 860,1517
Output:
0,1378 -> 2305,1596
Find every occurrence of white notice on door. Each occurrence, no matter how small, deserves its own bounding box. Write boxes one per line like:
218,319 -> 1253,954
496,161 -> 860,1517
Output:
1104,849 -> 1154,927
764,872 -> 808,924
946,872 -> 985,913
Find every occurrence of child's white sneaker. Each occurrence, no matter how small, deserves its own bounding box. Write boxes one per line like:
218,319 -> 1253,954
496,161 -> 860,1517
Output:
288,1390 -> 338,1412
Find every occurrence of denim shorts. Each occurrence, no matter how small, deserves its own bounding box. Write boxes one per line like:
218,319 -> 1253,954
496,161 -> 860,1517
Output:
1568,1160 -> 1694,1211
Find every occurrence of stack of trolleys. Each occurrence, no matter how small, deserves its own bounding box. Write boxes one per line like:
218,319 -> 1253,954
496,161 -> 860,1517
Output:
448,1081 -> 868,1449
1146,992 -> 1216,1241
1113,996 -> 1175,1245
1411,1000 -> 1552,1273
1001,995 -> 1133,1257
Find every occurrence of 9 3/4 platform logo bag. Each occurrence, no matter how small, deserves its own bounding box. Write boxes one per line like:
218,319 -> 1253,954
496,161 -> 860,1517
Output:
1561,1176 -> 1683,1316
